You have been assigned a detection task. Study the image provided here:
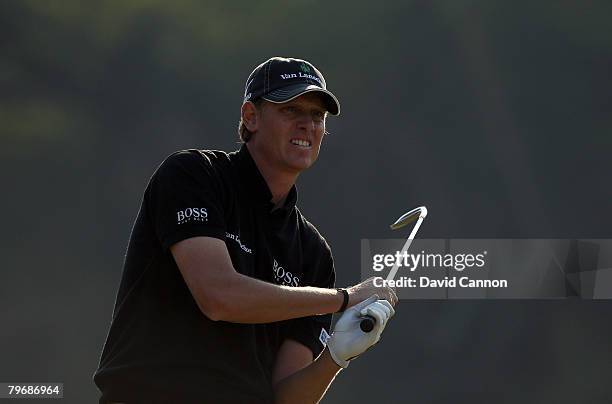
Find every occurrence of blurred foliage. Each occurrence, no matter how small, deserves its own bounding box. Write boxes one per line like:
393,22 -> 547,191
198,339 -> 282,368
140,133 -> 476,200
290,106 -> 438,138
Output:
3,0 -> 611,149
1,1 -> 612,402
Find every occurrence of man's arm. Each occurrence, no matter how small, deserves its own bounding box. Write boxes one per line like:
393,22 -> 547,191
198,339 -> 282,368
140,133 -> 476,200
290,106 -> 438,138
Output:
171,236 -> 340,323
171,236 -> 396,323
272,340 -> 341,404
271,297 -> 396,403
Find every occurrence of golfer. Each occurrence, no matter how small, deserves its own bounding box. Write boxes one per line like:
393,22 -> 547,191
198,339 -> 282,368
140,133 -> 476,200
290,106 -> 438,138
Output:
94,56 -> 397,403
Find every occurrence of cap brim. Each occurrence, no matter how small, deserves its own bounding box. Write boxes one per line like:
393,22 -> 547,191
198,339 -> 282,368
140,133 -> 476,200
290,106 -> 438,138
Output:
262,83 -> 340,115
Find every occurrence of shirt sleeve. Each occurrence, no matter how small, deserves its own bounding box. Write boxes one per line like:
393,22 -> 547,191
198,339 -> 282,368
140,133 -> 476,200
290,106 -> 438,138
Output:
145,150 -> 228,250
281,246 -> 336,360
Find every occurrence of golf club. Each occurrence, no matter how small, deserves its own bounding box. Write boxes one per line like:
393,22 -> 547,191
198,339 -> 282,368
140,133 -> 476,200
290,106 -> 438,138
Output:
360,206 -> 428,332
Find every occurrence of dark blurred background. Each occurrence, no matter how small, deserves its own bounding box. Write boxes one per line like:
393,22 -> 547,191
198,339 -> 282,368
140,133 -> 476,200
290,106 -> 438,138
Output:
2,1 -> 611,402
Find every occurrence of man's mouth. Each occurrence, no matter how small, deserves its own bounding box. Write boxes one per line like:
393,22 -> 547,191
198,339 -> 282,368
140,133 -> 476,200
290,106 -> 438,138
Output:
290,139 -> 312,148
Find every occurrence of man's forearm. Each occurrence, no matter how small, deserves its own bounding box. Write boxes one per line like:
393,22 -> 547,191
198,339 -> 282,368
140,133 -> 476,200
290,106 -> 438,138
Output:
273,347 -> 342,404
172,237 -> 394,324
209,272 -> 342,323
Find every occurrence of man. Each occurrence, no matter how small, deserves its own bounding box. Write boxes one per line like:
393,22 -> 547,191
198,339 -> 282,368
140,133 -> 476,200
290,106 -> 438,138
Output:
94,57 -> 397,403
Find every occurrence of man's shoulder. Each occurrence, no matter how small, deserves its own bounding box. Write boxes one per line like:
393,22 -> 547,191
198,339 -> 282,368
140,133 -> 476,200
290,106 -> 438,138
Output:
152,148 -> 238,179
143,148 -> 239,200
162,148 -> 233,168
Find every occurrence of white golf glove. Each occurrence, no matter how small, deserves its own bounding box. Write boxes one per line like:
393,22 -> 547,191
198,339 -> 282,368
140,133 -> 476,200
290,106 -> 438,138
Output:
327,295 -> 395,368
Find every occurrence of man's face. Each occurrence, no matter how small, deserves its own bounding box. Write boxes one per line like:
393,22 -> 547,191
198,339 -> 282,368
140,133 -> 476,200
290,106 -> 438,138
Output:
247,92 -> 327,175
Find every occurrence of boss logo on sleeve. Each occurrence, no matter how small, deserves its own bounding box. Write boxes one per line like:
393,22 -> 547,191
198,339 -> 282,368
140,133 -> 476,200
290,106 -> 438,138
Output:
176,208 -> 208,224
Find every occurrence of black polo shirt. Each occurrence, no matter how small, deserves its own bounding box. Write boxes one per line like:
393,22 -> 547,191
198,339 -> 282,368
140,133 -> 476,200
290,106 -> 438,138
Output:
94,145 -> 335,404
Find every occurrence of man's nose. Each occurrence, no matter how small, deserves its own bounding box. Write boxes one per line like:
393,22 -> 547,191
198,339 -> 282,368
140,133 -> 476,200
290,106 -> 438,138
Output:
296,113 -> 315,131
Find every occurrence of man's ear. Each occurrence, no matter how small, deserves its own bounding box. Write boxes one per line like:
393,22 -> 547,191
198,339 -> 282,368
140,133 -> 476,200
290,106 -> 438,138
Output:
241,101 -> 259,133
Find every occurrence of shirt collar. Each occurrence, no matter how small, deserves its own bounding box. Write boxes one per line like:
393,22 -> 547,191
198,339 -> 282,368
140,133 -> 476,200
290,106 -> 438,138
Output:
233,144 -> 298,213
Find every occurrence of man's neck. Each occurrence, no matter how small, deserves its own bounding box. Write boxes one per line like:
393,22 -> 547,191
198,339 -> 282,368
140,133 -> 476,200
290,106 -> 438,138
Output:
246,143 -> 298,207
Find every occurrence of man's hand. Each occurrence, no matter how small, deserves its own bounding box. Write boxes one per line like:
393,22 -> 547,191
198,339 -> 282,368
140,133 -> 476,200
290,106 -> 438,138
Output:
327,295 -> 395,368
346,277 -> 398,308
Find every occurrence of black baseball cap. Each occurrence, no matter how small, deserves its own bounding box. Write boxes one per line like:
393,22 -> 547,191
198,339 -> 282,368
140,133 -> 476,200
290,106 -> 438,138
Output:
243,57 -> 340,115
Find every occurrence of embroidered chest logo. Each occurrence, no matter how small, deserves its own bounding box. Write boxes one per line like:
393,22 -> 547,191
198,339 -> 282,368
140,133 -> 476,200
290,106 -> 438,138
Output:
272,259 -> 300,287
225,232 -> 252,254
176,208 -> 208,224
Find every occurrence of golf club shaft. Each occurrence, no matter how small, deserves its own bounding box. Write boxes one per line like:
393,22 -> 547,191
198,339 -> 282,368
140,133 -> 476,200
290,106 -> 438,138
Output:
385,216 -> 425,281
361,207 -> 427,332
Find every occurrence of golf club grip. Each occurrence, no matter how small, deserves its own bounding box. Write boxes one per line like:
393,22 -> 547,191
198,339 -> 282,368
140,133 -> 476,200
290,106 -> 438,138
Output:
359,315 -> 376,332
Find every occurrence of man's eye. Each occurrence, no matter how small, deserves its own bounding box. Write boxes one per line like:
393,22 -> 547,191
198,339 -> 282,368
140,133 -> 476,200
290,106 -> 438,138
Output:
284,106 -> 298,114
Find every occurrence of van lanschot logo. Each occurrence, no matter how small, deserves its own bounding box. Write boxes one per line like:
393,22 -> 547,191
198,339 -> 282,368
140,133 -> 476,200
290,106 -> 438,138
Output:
299,63 -> 311,74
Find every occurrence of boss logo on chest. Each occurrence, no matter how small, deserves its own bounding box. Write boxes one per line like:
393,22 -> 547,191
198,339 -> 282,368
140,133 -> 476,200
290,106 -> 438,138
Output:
272,259 -> 300,287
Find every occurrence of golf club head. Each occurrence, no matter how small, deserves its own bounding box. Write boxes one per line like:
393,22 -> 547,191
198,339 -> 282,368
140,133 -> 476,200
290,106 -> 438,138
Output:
389,206 -> 428,230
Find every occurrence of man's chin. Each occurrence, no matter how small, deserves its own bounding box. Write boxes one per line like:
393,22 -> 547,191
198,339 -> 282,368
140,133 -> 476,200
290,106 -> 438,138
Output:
286,157 -> 315,173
